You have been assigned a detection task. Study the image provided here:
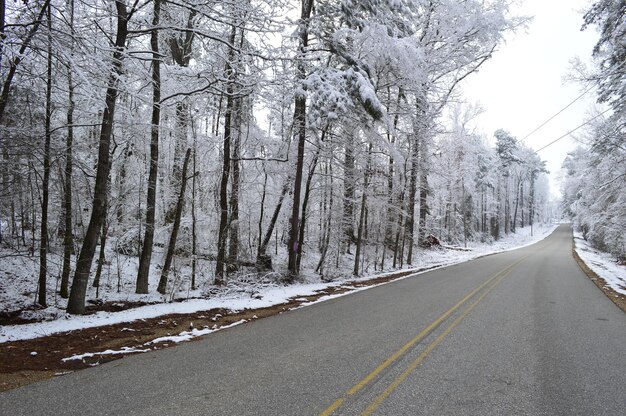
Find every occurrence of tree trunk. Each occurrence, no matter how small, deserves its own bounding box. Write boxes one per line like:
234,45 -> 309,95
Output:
37,4 -> 53,307
504,175 -> 510,235
215,22 -> 238,284
115,145 -> 130,224
228,27 -> 248,273
158,148 -> 191,294
315,162 -> 333,275
296,142 -> 321,271
191,125 -> 198,290
493,183 -> 501,240
60,0 -> 75,299
520,182 -> 526,228
286,0 -> 314,278
67,1 -> 129,314
462,179 -> 467,247
257,181 -> 289,270
392,191 -> 405,269
28,161 -> 36,255
92,215 -> 108,291
482,190 -> 487,234
512,177 -> 520,233
165,100 -> 189,224
529,172 -> 536,229
384,88 -> 401,249
354,144 -> 372,276
405,136 -> 418,264
227,97 -> 242,273
418,140 -> 429,244
136,0 -> 161,294
257,167 -> 268,256
342,126 -> 356,253
94,156 -> 113,292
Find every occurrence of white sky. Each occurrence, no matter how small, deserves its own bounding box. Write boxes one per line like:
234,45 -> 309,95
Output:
460,0 -> 601,196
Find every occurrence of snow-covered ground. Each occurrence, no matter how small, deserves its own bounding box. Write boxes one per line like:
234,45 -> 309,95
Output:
573,232 -> 626,296
1,224 -> 558,344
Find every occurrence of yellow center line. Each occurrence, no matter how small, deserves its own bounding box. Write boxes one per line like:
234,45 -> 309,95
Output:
320,256 -> 528,416
361,270 -> 512,416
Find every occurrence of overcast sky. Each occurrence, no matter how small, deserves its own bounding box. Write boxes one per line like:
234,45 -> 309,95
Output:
460,0 -> 601,196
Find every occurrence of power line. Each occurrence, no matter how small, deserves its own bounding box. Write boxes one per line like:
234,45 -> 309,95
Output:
534,106 -> 614,153
520,83 -> 596,142
521,59 -> 626,143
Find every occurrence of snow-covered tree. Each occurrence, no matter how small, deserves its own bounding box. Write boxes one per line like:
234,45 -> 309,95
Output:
0,0 -> 556,314
561,0 -> 626,262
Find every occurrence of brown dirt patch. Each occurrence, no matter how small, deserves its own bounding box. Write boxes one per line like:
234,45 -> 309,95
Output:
0,310 -> 40,326
0,266 -> 433,392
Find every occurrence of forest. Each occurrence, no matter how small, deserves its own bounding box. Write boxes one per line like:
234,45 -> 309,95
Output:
560,0 -> 625,265
0,0 -> 619,317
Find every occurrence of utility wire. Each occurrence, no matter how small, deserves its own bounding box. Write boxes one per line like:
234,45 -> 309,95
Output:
534,106 -> 614,153
522,60 -> 626,143
520,83 -> 596,142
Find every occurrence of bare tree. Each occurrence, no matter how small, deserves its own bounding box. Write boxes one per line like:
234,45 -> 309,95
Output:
37,2 -> 53,307
136,0 -> 162,294
60,0 -> 76,299
287,0 -> 314,278
215,22 -> 238,284
67,1 -> 135,314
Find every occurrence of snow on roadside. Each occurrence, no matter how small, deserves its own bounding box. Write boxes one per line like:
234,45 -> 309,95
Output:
573,232 -> 626,296
62,347 -> 152,362
0,284 -> 336,343
147,319 -> 247,345
0,223 -> 558,344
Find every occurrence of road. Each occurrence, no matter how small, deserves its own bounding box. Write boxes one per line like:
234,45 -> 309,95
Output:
2,224 -> 625,415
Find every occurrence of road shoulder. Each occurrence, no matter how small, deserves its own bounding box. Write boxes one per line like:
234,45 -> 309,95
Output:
572,237 -> 626,314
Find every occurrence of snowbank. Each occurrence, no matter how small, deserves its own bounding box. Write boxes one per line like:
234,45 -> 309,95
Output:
574,232 -> 626,296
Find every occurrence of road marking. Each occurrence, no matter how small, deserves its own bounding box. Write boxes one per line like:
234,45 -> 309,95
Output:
320,257 -> 526,416
361,270 -> 511,415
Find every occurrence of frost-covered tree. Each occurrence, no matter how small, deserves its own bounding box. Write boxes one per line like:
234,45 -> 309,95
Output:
562,117 -> 626,261
582,0 -> 626,115
0,0 -> 555,313
67,0 -> 136,314
561,0 -> 626,262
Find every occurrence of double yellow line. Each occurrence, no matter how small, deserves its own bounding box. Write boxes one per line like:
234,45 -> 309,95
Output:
320,256 -> 527,416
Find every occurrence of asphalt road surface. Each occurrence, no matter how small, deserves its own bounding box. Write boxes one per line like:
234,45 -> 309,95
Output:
2,224 -> 625,415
